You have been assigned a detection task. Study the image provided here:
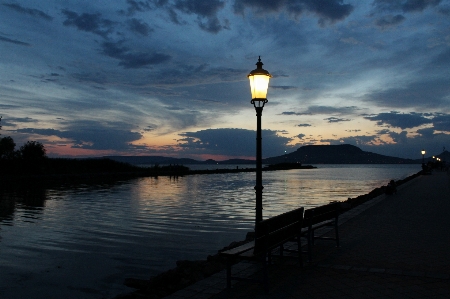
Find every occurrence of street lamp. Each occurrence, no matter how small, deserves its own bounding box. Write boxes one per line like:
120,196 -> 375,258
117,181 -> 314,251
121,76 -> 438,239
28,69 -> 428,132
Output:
421,149 -> 426,164
248,56 -> 272,225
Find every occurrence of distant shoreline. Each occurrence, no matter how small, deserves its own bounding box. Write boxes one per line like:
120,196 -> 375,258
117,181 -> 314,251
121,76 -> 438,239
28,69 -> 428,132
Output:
0,165 -> 317,187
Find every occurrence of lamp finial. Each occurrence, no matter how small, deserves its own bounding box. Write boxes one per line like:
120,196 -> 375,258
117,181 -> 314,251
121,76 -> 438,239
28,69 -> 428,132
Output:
256,56 -> 263,69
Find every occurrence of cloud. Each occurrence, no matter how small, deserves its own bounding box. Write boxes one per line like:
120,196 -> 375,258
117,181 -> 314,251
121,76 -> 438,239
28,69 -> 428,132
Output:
402,0 -> 442,12
297,133 -> 306,139
3,3 -> 53,21
324,135 -> 379,146
324,117 -> 351,123
297,123 -> 312,127
283,106 -> 358,116
175,0 -> 225,18
62,10 -> 116,38
0,35 -> 31,46
271,85 -> 298,90
372,0 -> 443,13
375,14 -> 405,29
15,121 -> 142,151
432,114 -> 450,132
150,63 -> 243,86
388,130 -> 408,143
177,128 -> 294,157
127,18 -> 153,36
416,127 -> 435,138
120,0 -> 153,16
173,0 -> 226,33
364,112 -> 432,129
101,41 -> 171,69
233,0 -> 354,25
364,79 -> 450,109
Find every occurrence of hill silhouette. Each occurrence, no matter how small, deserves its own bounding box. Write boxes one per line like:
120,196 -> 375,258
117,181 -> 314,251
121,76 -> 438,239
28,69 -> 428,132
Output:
263,144 -> 417,164
107,144 -> 420,165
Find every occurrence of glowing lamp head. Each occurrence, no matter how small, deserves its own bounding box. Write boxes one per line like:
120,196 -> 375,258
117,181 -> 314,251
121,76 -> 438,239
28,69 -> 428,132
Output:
421,149 -> 426,155
248,56 -> 272,108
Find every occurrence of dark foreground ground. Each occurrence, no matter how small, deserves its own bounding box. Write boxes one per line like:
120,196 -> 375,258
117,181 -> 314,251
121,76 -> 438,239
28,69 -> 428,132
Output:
115,170 -> 450,299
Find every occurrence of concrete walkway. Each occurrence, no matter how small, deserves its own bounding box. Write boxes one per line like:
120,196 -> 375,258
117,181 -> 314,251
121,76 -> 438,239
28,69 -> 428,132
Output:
165,171 -> 450,299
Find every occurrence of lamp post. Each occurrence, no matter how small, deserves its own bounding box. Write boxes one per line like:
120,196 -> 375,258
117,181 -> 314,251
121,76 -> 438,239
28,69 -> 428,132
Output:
421,149 -> 426,164
248,56 -> 272,225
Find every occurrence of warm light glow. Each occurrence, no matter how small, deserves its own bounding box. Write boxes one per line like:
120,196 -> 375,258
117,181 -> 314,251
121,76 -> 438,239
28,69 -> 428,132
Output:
248,57 -> 272,104
421,149 -> 426,155
248,74 -> 271,100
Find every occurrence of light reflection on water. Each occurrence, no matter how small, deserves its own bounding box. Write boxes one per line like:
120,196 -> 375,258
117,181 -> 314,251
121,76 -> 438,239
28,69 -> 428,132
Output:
0,164 -> 420,299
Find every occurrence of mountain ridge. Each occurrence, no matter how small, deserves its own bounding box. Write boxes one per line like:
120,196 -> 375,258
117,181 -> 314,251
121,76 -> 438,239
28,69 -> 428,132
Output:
106,144 -> 437,165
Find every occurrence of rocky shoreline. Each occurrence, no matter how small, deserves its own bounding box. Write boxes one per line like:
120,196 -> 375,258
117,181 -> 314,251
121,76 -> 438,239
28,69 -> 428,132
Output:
113,170 -> 422,299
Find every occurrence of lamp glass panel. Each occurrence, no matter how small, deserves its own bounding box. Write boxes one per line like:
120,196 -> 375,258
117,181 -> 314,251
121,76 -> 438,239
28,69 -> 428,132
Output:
249,74 -> 270,99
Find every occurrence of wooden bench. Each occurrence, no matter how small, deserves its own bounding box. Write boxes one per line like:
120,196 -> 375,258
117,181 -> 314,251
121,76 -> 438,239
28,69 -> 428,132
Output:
301,202 -> 340,261
219,207 -> 305,289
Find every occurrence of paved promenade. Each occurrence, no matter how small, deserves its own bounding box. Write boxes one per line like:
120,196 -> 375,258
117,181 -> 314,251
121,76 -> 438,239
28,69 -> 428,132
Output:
165,171 -> 450,299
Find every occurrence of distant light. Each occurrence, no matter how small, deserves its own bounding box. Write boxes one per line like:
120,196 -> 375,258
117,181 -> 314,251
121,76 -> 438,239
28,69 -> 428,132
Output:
421,149 -> 426,155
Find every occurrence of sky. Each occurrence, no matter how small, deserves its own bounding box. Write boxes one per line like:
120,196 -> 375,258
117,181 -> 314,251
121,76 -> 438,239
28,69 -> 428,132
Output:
1,0 -> 450,161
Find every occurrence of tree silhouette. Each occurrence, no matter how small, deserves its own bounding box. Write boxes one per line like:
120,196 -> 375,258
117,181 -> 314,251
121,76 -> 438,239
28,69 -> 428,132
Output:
19,141 -> 46,160
0,136 -> 16,159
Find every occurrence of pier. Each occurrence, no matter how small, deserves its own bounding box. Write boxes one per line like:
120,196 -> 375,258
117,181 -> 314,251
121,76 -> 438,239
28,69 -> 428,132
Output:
156,171 -> 450,299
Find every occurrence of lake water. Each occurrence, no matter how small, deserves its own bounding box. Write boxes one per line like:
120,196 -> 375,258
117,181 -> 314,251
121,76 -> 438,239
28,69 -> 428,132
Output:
0,164 -> 420,299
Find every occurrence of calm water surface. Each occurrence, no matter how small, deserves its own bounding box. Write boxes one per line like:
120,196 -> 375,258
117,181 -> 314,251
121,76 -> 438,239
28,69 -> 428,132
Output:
0,164 -> 420,299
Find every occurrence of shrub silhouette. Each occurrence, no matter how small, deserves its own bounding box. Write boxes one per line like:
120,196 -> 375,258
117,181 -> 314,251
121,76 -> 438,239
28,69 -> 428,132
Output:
0,136 -> 16,160
19,141 -> 47,161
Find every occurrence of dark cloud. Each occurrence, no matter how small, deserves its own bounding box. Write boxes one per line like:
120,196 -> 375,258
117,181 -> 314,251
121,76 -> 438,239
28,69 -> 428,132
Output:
101,41 -> 171,69
151,63 -> 243,86
388,130 -> 408,143
174,0 -> 226,33
120,0 -> 152,15
364,79 -> 450,109
128,18 -> 153,36
402,0 -> 442,12
416,127 -> 435,138
3,3 -> 53,20
297,123 -> 312,127
15,121 -> 142,151
438,6 -> 450,15
198,16 -> 223,33
375,14 -> 405,29
432,114 -> 450,132
372,0 -> 442,13
62,10 -> 116,38
72,71 -> 109,85
178,128 -> 294,157
324,117 -> 351,123
0,35 -> 31,46
0,117 -> 35,128
364,112 -> 432,129
376,129 -> 391,135
175,0 -> 224,17
297,133 -> 306,139
271,86 -> 298,90
324,135 -> 379,146
233,0 -> 354,25
283,106 -> 358,116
